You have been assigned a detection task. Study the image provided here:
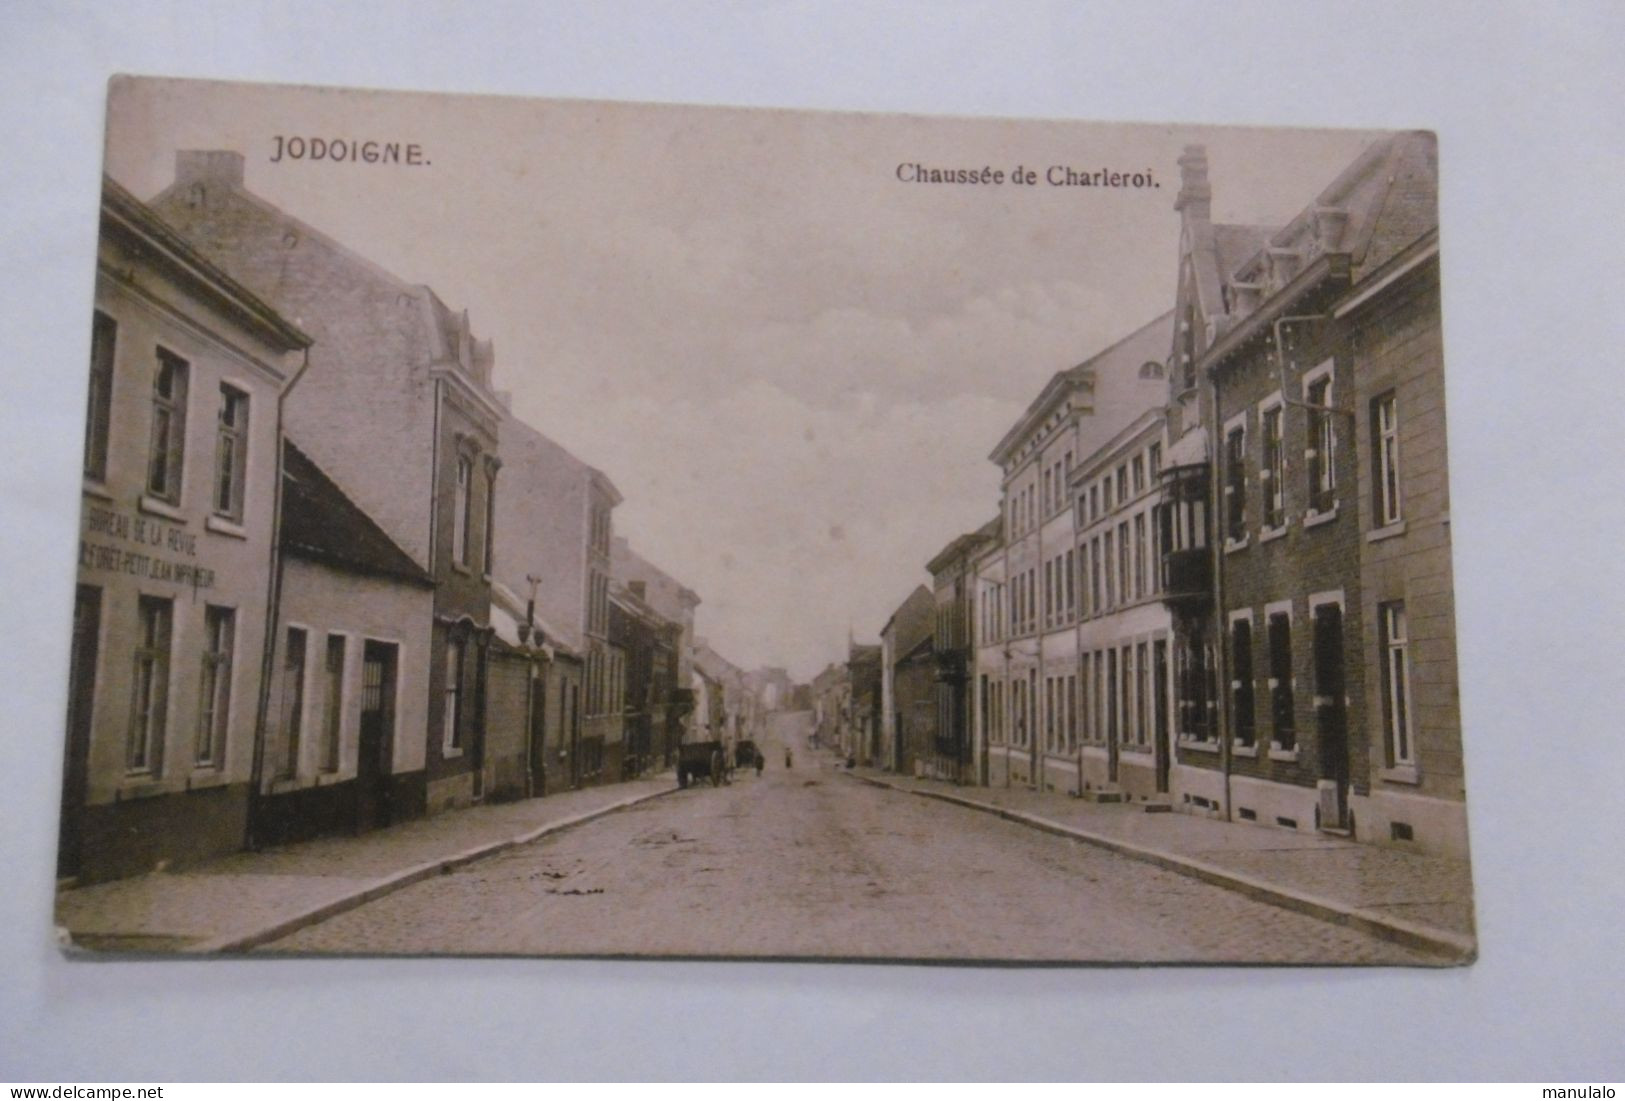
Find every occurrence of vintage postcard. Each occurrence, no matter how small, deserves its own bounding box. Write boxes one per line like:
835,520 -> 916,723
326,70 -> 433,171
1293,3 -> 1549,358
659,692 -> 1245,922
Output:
54,75 -> 1472,963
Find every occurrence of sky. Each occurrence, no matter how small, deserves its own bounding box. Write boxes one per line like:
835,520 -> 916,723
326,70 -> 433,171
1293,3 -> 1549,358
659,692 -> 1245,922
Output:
104,78 -> 1380,680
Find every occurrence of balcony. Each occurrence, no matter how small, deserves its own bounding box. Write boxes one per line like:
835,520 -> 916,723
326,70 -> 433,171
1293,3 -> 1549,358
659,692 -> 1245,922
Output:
1160,547 -> 1212,608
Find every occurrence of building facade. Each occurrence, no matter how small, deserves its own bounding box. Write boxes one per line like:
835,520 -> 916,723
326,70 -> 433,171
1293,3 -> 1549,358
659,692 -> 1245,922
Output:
257,443 -> 435,843
925,523 -> 996,783
1160,132 -> 1456,849
150,150 -> 506,819
62,178 -> 309,883
982,313 -> 1173,790
1071,409 -> 1177,803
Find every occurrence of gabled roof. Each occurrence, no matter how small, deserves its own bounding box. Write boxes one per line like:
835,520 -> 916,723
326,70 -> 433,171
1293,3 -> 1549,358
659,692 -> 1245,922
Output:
100,175 -> 311,355
1203,132 -> 1438,375
281,441 -> 432,586
881,584 -> 935,660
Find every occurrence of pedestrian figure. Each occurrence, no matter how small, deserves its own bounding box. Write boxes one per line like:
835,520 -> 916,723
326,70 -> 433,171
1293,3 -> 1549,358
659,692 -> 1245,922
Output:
754,749 -> 764,777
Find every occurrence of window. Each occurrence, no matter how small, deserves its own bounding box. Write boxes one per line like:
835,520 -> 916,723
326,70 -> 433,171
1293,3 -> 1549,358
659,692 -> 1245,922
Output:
195,605 -> 234,767
1116,465 -> 1128,503
1224,423 -> 1247,542
1121,645 -> 1135,748
1132,455 -> 1145,495
1261,404 -> 1285,529
1148,442 -> 1162,479
483,468 -> 498,575
1106,649 -> 1119,745
321,634 -> 346,772
128,595 -> 173,773
1306,372 -> 1336,513
1373,392 -> 1402,527
1230,616 -> 1255,747
85,311 -> 116,481
1090,484 -> 1099,521
1080,653 -> 1093,742
1267,611 -> 1295,750
1046,676 -> 1057,751
1118,520 -> 1130,603
1380,603 -> 1415,766
1064,548 -> 1076,619
454,455 -> 473,566
1133,513 -> 1146,598
280,627 -> 307,778
444,634 -> 466,750
1133,642 -> 1148,746
1066,673 -> 1077,751
1103,530 -> 1115,607
214,385 -> 249,521
1177,634 -> 1212,742
1090,538 -> 1102,612
147,349 -> 188,503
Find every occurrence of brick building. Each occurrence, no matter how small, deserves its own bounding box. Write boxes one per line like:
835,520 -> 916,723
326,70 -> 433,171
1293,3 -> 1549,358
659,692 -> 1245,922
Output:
150,150 -> 505,818
611,536 -> 700,763
879,585 -> 935,775
62,178 -> 309,883
925,522 -> 997,783
489,412 -> 624,791
845,643 -> 882,766
1341,226 -> 1464,856
1163,132 -> 1453,847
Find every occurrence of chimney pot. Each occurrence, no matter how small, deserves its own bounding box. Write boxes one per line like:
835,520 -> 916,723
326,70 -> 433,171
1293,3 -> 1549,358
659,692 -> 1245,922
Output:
176,150 -> 245,189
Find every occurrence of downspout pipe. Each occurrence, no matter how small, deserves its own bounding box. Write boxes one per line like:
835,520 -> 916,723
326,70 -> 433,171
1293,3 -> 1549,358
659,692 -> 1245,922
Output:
1205,369 -> 1233,823
247,348 -> 311,850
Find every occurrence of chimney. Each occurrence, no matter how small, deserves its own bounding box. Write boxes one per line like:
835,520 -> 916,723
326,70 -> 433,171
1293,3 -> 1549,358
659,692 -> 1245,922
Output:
1174,145 -> 1211,221
176,150 -> 245,189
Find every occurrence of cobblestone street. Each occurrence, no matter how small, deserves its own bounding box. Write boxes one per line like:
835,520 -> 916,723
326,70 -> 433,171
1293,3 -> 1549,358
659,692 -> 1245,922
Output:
266,713 -> 1429,963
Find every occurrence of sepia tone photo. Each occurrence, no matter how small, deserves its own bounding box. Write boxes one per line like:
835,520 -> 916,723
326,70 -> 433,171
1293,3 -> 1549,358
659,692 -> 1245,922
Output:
54,75 -> 1471,964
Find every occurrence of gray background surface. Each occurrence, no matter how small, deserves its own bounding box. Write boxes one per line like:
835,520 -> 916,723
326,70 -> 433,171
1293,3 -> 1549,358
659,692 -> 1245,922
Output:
1,0 -> 1620,1081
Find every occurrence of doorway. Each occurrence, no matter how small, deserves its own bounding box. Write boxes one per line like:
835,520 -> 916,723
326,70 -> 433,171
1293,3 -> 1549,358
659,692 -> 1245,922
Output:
58,585 -> 101,879
1312,601 -> 1350,831
355,640 -> 397,833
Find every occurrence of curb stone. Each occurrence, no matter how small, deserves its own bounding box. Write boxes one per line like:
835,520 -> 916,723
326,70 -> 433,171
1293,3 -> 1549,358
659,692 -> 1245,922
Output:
185,783 -> 680,954
843,770 -> 1476,964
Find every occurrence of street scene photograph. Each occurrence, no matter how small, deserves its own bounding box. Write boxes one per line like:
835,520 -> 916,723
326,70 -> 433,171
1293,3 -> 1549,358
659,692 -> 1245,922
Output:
53,75 -> 1472,964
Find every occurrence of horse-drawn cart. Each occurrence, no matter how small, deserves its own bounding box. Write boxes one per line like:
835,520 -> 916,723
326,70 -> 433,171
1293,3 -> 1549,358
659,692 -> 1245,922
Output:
676,740 -> 728,788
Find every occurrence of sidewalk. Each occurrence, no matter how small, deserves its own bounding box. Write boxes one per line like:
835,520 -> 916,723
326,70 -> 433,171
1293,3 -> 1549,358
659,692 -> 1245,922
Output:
844,765 -> 1476,961
55,774 -> 677,954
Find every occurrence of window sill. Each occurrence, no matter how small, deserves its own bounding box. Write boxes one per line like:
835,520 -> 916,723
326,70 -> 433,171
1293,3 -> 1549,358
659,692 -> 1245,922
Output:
1379,764 -> 1421,786
451,562 -> 472,576
1268,743 -> 1299,763
1303,506 -> 1340,530
1366,520 -> 1408,543
81,479 -> 114,502
1224,536 -> 1250,555
138,495 -> 188,523
1120,748 -> 1154,763
442,745 -> 464,759
1259,523 -> 1289,544
1177,738 -> 1220,754
269,777 -> 303,795
186,770 -> 230,791
205,514 -> 248,540
1232,742 -> 1258,758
